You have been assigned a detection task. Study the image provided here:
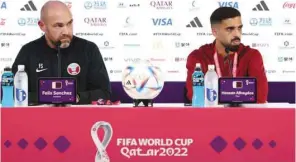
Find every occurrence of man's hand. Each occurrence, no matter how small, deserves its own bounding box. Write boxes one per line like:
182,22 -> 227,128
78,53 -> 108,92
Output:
76,94 -> 80,103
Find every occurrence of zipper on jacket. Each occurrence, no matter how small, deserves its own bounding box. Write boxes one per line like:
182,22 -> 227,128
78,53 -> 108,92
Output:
57,52 -> 61,77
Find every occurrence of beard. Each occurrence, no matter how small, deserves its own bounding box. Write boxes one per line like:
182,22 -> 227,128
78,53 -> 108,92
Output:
221,37 -> 241,52
49,35 -> 72,49
60,41 -> 70,48
226,44 -> 240,52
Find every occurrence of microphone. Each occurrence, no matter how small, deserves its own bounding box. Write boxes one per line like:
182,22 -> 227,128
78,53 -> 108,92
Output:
224,47 -> 233,77
225,47 -> 230,57
55,41 -> 67,107
56,41 -> 62,78
56,40 -> 62,48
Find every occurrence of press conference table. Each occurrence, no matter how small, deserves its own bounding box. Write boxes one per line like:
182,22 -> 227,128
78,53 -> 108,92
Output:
1,103 -> 295,162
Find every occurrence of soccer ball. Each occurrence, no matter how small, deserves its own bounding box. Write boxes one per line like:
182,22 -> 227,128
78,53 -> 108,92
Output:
122,61 -> 164,99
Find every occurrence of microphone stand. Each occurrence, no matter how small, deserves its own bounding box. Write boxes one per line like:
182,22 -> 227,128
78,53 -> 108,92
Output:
57,42 -> 61,78
225,47 -> 233,78
224,47 -> 242,108
55,42 -> 67,107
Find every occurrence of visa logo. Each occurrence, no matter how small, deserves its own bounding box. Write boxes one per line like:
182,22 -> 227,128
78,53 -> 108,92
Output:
152,18 -> 172,26
218,1 -> 239,9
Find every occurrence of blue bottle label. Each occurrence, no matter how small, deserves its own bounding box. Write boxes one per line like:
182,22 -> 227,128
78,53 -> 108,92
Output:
1,72 -> 14,107
1,76 -> 13,86
192,75 -> 204,86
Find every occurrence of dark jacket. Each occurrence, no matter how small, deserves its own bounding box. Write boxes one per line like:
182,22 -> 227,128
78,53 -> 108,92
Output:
186,41 -> 268,103
12,35 -> 111,104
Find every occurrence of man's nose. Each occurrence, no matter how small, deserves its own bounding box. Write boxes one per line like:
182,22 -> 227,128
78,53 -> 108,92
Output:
61,26 -> 69,35
233,28 -> 241,37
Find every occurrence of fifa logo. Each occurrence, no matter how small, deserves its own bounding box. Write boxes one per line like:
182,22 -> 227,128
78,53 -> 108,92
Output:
91,121 -> 113,162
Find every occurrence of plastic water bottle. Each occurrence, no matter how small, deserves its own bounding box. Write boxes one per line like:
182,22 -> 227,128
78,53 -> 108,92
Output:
205,64 -> 219,107
0,70 -> 2,104
192,63 -> 205,107
14,65 -> 28,107
1,67 -> 14,107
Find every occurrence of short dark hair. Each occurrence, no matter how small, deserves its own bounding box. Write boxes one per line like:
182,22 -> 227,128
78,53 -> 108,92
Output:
210,7 -> 241,25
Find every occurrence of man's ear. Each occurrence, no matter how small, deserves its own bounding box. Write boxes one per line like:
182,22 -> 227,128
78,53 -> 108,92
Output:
211,28 -> 217,37
38,20 -> 46,32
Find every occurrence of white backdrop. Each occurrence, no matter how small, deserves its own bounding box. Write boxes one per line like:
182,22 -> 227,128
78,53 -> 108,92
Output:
0,0 -> 295,82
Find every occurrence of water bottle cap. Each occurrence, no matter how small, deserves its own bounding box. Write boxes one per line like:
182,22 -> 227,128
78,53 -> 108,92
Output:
195,63 -> 201,68
18,65 -> 25,71
4,67 -> 11,71
208,64 -> 215,70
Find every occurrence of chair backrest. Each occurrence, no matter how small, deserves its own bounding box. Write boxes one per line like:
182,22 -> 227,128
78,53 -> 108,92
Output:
184,86 -> 191,104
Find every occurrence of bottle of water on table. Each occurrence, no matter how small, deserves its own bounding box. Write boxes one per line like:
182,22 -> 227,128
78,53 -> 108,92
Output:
0,70 -> 2,105
192,63 -> 205,107
14,65 -> 28,107
1,67 -> 14,107
205,64 -> 219,107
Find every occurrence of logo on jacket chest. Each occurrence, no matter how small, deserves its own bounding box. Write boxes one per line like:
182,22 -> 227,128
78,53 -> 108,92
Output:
36,63 -> 48,73
67,63 -> 81,75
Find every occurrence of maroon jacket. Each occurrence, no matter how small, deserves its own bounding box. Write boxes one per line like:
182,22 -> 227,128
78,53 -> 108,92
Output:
186,42 -> 268,103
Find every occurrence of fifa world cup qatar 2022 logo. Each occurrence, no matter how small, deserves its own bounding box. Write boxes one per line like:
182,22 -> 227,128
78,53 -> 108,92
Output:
91,121 -> 113,162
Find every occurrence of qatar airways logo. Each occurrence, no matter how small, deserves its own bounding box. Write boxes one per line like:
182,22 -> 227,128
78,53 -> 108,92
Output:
150,1 -> 173,9
84,17 -> 107,26
283,2 -> 296,9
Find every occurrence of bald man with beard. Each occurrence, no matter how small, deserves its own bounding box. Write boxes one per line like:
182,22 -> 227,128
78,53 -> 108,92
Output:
12,1 -> 111,105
